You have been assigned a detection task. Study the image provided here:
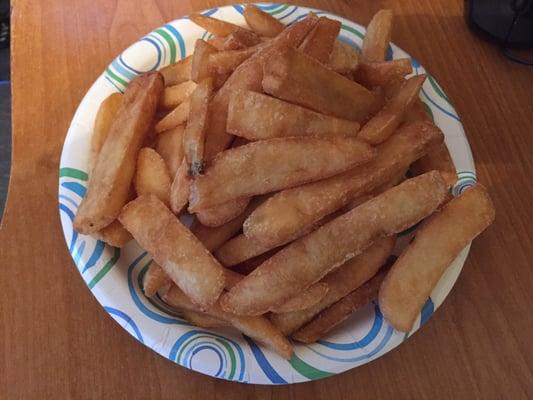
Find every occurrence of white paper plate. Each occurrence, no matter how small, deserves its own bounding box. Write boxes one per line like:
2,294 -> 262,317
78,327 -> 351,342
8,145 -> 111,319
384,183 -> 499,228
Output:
58,3 -> 477,384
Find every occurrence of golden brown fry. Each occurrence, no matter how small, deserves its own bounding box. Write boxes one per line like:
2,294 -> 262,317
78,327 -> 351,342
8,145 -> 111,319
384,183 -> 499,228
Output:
93,219 -> 133,248
215,234 -> 276,267
159,80 -> 197,110
243,4 -> 284,37
220,172 -> 448,316
74,72 -> 164,234
300,16 -> 341,64
379,184 -> 495,332
404,98 -> 431,123
361,9 -> 393,62
412,143 -> 457,188
328,40 -> 359,75
293,267 -> 389,343
143,257 -> 243,299
353,59 -> 412,89
358,74 -> 426,145
232,248 -> 280,275
190,198 -> 261,252
134,148 -> 171,206
189,13 -> 244,36
270,283 -> 329,314
207,46 -> 258,75
189,137 -> 376,211
160,56 -> 193,86
221,28 -> 262,50
407,100 -> 457,187
270,237 -> 395,335
155,125 -> 185,176
207,36 -> 228,51
204,13 -> 319,161
155,99 -> 190,133
263,46 -> 383,122
119,194 -> 226,307
143,261 -> 172,297
216,205 -> 349,267
183,78 -> 213,176
89,93 -> 123,173
181,309 -> 229,328
243,121 -> 444,247
191,39 -> 218,83
195,198 -> 251,227
161,284 -> 293,359
169,159 -> 191,215
226,90 -> 360,140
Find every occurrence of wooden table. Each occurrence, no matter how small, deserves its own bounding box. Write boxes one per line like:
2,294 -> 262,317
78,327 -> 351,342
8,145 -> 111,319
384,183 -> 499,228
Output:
2,0 -> 532,398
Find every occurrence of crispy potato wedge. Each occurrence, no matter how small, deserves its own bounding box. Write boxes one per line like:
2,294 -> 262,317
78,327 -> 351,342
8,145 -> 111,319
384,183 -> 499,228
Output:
263,46 -> 383,122
119,194 -> 226,307
412,143 -> 457,188
221,172 -> 448,316
160,55 -> 193,86
142,257 -> 245,299
182,309 -> 229,328
74,72 -> 163,234
191,39 -> 218,83
155,99 -> 190,133
270,283 -> 329,314
358,74 -> 426,145
226,90 -> 360,140
221,28 -> 262,50
207,46 -> 258,76
190,198 -> 261,251
189,137 -> 376,211
161,284 -> 293,359
204,13 -> 319,161
169,160 -> 191,214
134,147 -> 171,206
379,184 -> 495,332
293,266 -> 389,343
243,121 -> 444,247
93,219 -> 133,248
361,9 -> 393,62
232,248 -> 280,275
270,237 -> 395,335
183,78 -> 213,175
406,100 -> 458,187
243,4 -> 284,37
207,35 -> 228,51
143,261 -> 172,297
155,125 -> 185,176
328,40 -> 359,75
300,16 -> 341,64
353,59 -> 412,88
89,93 -> 123,173
404,98 -> 431,123
189,13 -> 244,36
216,205 -> 349,267
195,198 -> 251,227
159,80 -> 197,110
215,233 -> 277,267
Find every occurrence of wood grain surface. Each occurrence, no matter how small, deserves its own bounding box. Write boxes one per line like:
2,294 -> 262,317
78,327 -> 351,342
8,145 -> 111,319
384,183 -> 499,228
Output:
2,0 -> 532,398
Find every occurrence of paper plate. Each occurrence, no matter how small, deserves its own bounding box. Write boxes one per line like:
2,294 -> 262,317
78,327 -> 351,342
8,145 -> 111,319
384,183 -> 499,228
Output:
58,3 -> 477,384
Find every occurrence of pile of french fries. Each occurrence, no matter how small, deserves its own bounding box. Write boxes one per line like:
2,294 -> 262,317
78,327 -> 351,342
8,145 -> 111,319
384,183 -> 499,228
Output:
73,6 -> 495,359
